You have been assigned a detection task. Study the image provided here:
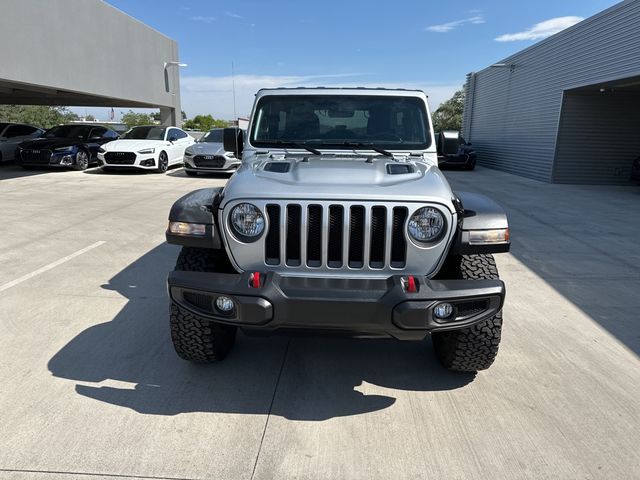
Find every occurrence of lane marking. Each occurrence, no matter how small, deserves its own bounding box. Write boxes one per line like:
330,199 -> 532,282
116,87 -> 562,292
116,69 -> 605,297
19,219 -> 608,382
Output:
0,241 -> 106,293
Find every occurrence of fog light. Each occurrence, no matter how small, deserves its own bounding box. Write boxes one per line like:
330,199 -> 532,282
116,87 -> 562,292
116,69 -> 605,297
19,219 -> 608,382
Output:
215,296 -> 235,313
434,303 -> 454,320
61,155 -> 74,165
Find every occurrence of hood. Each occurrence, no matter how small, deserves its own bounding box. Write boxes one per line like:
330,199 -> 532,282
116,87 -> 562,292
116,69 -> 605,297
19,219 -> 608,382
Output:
20,137 -> 84,149
222,155 -> 454,208
186,142 -> 227,155
104,139 -> 168,151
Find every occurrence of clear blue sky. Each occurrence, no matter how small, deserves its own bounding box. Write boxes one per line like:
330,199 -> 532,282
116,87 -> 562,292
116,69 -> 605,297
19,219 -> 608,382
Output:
94,0 -> 619,121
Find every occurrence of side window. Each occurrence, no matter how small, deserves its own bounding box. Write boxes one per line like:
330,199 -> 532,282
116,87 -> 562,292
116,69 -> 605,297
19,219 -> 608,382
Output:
103,129 -> 118,139
167,128 -> 177,140
89,127 -> 107,138
176,129 -> 188,139
5,125 -> 37,137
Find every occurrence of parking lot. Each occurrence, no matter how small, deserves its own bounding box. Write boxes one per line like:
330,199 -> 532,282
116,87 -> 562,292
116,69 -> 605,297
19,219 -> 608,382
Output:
1,163 -> 639,480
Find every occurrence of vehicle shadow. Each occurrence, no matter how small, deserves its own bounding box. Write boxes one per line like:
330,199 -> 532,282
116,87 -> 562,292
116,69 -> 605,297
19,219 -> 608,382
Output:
48,243 -> 474,420
0,162 -> 70,180
166,168 -> 234,179
445,167 -> 640,355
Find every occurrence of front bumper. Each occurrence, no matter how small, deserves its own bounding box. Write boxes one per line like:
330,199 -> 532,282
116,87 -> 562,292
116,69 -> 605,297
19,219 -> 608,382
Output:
168,271 -> 505,340
184,156 -> 240,172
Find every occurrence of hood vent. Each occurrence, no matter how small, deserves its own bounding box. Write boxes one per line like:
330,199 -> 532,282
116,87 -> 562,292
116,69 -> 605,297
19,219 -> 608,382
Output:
386,163 -> 414,175
264,162 -> 291,173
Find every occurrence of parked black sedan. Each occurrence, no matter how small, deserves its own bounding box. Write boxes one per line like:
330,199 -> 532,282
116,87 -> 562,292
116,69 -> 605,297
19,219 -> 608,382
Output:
436,130 -> 477,170
17,124 -> 119,170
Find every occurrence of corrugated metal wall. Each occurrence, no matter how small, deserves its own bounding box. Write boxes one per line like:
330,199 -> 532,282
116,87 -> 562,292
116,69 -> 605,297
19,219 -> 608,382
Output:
554,91 -> 640,184
463,0 -> 640,183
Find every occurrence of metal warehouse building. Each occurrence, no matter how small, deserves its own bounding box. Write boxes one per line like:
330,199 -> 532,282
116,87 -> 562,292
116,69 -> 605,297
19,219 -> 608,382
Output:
462,0 -> 640,184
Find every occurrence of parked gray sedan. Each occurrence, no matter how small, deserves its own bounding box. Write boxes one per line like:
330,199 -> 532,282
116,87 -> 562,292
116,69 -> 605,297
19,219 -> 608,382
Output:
183,128 -> 241,176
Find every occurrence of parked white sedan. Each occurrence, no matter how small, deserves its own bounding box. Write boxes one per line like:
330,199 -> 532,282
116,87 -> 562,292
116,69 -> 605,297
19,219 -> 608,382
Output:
97,125 -> 194,173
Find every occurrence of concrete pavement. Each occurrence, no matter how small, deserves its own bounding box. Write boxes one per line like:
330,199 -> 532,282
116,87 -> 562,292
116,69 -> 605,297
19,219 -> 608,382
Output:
0,163 -> 638,479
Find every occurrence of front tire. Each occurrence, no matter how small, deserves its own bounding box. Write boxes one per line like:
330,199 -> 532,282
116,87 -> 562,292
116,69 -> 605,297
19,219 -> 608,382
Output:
157,151 -> 169,173
74,149 -> 89,171
432,254 -> 503,372
170,247 -> 237,363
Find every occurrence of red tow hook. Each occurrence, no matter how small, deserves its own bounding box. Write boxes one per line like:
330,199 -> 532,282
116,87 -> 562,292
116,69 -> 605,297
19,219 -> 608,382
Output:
404,275 -> 417,293
250,272 -> 262,289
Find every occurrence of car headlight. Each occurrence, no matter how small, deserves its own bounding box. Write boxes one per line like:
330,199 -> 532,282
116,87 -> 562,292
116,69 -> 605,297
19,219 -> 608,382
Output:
184,151 -> 194,157
54,146 -> 75,152
98,147 -> 106,154
408,207 -> 445,243
137,148 -> 155,154
229,203 -> 265,241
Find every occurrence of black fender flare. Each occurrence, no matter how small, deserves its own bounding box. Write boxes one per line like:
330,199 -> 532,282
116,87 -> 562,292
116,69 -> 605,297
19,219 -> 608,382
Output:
166,187 -> 224,249
452,191 -> 510,254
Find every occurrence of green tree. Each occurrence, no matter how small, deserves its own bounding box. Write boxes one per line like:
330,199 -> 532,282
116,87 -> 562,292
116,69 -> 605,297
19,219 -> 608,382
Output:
183,114 -> 228,131
85,114 -> 96,121
151,111 -> 162,122
432,89 -> 465,132
0,105 -> 79,129
121,110 -> 154,127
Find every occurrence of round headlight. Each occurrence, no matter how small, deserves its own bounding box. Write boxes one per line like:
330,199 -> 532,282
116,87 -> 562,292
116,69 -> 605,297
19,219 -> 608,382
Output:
230,203 -> 265,240
408,207 -> 445,243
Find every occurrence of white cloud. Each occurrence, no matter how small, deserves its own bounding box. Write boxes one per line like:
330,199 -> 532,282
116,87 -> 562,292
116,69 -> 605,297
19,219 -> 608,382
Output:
495,16 -> 583,42
180,74 -> 461,119
191,16 -> 216,24
225,11 -> 242,19
426,15 -> 484,33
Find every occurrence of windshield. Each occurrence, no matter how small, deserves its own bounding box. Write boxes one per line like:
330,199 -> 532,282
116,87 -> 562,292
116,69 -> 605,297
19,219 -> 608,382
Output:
121,126 -> 166,140
200,129 -> 224,143
44,125 -> 92,140
251,95 -> 430,150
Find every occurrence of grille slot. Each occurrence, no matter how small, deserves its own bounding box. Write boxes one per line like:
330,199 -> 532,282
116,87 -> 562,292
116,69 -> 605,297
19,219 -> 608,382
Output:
259,202 -> 410,272
286,205 -> 302,266
327,205 -> 344,268
183,292 -> 214,313
306,205 -> 322,267
370,207 -> 386,268
391,207 -> 408,268
348,206 -> 365,268
456,300 -> 489,319
265,205 -> 280,265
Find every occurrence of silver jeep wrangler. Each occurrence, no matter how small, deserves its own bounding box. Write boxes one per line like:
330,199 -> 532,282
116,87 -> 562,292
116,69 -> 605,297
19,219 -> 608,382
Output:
166,88 -> 509,372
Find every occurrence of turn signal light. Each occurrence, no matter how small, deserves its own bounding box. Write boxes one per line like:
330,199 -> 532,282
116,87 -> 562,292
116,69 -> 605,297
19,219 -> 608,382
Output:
168,221 -> 206,236
468,228 -> 509,245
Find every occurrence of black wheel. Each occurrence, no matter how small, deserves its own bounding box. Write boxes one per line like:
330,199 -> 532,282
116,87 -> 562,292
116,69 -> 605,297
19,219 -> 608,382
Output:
170,247 -> 237,363
157,151 -> 169,173
432,254 -> 503,372
74,149 -> 89,170
185,170 -> 198,177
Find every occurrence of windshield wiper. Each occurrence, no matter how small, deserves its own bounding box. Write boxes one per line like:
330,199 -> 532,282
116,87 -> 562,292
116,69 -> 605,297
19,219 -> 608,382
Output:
334,142 -> 393,157
271,140 -> 321,155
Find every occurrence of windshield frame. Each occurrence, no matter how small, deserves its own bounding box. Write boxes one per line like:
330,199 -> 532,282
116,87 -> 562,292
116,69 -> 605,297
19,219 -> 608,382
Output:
249,94 -> 432,151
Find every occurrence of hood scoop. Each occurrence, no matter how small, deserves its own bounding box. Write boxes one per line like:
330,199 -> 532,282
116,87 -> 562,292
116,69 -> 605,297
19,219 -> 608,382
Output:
386,163 -> 414,175
263,161 -> 291,173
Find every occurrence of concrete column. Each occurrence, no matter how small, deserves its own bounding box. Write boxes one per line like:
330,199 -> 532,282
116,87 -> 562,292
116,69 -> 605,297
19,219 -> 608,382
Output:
159,107 -> 177,127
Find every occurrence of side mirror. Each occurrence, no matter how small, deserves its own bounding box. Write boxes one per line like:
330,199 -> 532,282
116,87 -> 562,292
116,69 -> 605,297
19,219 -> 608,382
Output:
223,127 -> 244,157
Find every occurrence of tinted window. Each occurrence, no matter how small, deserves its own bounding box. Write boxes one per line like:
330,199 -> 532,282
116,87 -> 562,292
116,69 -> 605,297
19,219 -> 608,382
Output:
5,125 -> 37,137
175,129 -> 188,139
121,126 -> 166,140
251,95 -> 430,150
200,129 -> 224,143
103,129 -> 118,139
0,123 -> 10,136
89,127 -> 107,138
44,125 -> 92,140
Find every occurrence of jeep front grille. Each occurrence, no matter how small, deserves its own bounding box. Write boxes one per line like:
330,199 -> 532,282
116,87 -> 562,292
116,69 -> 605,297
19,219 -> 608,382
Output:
263,203 -> 407,270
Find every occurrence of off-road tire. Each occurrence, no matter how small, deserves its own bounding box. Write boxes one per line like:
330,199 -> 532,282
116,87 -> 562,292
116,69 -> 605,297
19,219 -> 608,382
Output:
170,247 -> 237,363
432,254 -> 503,372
